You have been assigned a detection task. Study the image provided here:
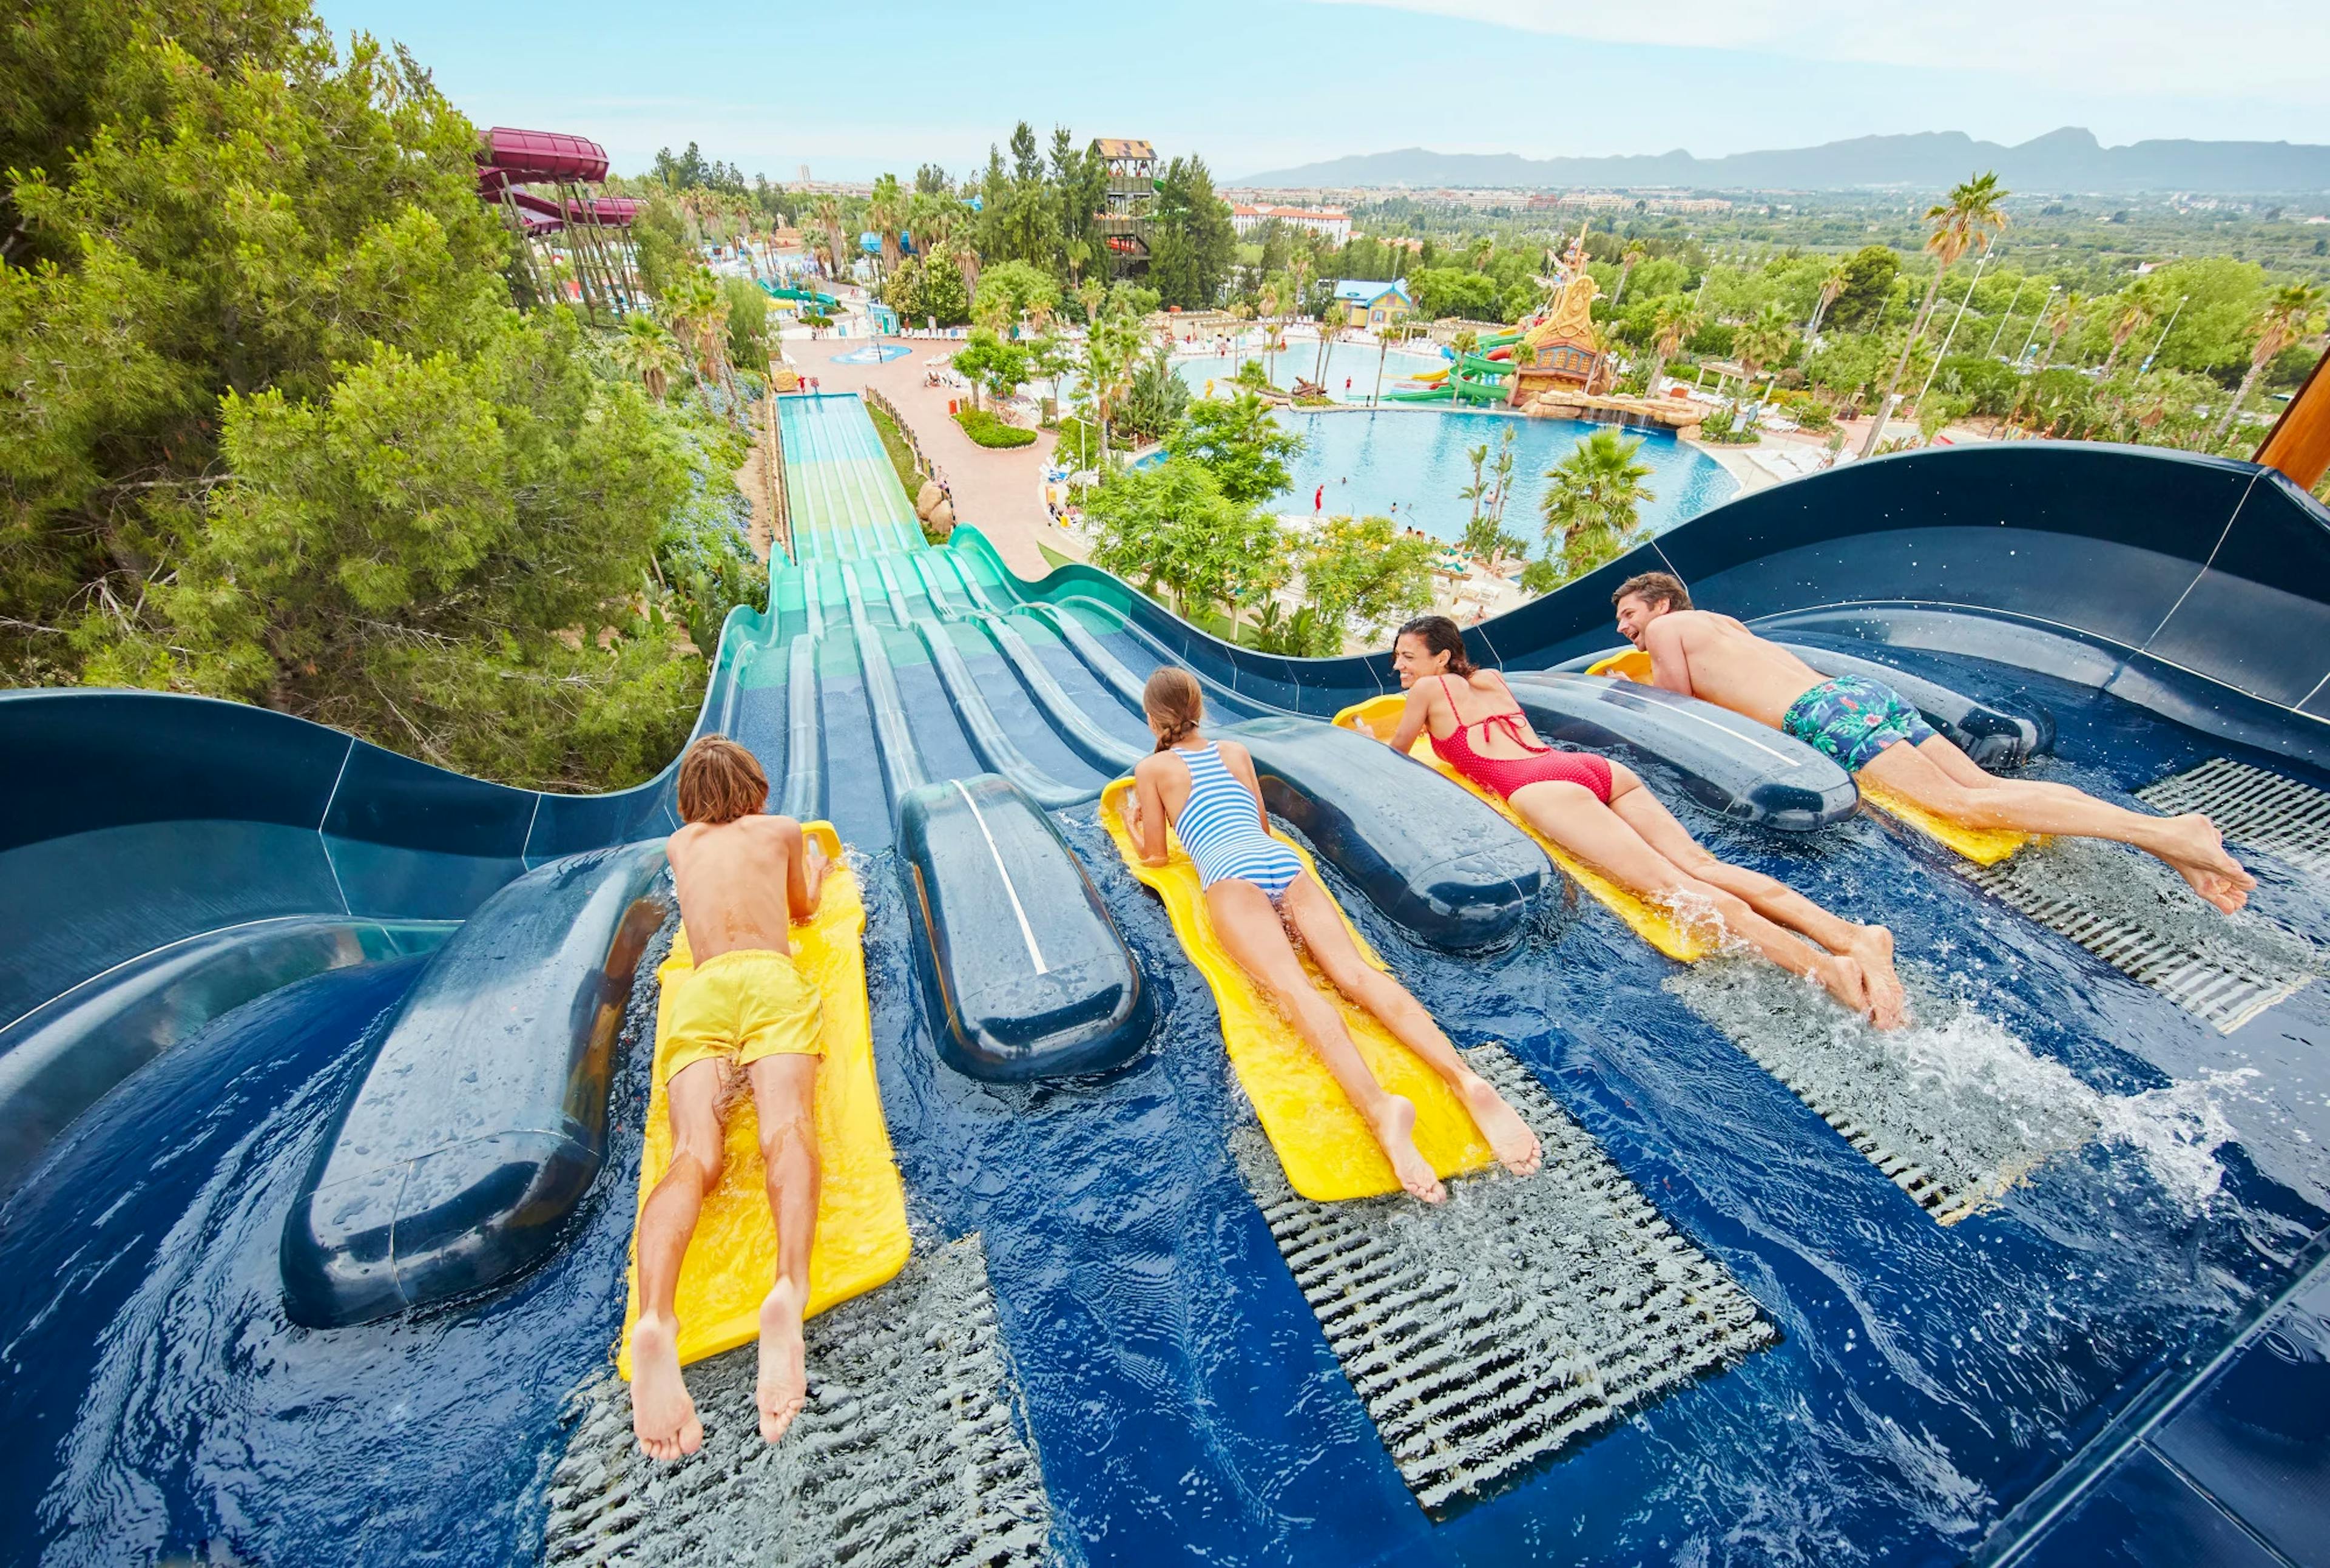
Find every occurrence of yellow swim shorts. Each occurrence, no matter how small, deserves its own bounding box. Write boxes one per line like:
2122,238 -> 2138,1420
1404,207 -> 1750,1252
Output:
663,948 -> 823,1082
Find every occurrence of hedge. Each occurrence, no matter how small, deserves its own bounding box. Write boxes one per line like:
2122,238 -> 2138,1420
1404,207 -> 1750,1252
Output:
956,407 -> 1038,448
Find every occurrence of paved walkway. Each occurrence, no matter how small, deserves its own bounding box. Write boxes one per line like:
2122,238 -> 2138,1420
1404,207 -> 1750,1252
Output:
777,330 -> 1087,579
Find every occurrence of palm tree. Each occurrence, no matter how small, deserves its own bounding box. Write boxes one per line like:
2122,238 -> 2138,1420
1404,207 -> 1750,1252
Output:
1730,305 -> 1799,430
2209,282 -> 2325,447
614,313 -> 681,402
1608,245 -> 1647,309
1860,171 -> 2010,457
1461,442 -> 1490,528
660,270 -> 723,390
866,174 -> 907,279
813,197 -> 847,286
1312,311 -> 1339,388
1488,424 -> 1518,529
1806,260 -> 1849,340
1538,429 -> 1657,585
2101,294 -> 2155,375
1077,303 -> 1141,468
1065,238 -> 1090,291
1643,300 -> 1701,398
1258,280 -> 1281,387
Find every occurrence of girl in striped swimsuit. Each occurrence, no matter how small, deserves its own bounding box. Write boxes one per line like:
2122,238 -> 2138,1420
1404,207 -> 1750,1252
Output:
1376,617 -> 1905,1029
1120,669 -> 1543,1203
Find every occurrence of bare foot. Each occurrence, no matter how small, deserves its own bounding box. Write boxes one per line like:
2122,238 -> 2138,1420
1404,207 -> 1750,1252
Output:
2157,814 -> 2253,913
1817,953 -> 1884,1027
1369,1093 -> 1445,1204
628,1314 -> 703,1462
755,1280 -> 808,1444
1849,925 -> 1908,1030
1460,1074 -> 1541,1177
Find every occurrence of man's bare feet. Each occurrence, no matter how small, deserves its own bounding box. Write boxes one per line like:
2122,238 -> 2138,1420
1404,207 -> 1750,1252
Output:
1459,1074 -> 1541,1177
1849,925 -> 1908,1029
1369,1093 -> 1445,1203
1816,953 -> 1886,1027
628,1314 -> 703,1462
2155,814 -> 2253,913
755,1279 -> 809,1445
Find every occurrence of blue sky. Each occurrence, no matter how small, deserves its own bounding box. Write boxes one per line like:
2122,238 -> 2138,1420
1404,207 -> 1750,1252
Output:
319,0 -> 2327,182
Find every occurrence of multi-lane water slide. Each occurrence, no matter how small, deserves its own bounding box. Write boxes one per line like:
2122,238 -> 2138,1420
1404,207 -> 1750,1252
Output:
4,397 -> 2328,1566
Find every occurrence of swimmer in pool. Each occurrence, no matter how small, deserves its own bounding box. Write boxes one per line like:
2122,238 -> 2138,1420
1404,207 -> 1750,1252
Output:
1611,572 -> 2254,913
628,737 -> 830,1462
1376,616 -> 1905,1027
1119,668 -> 1542,1201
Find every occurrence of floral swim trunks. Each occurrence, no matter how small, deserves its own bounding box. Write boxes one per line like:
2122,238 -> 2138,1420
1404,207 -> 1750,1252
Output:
1780,674 -> 1937,773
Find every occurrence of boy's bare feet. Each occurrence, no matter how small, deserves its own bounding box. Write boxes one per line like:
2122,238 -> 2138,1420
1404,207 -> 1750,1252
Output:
1849,925 -> 1907,1029
628,1313 -> 703,1462
1370,1093 -> 1445,1203
2155,815 -> 2252,913
1459,1074 -> 1542,1177
756,1279 -> 809,1444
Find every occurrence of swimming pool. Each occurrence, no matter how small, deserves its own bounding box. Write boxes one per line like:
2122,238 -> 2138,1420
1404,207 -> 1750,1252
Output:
1173,339 -> 1447,404
1271,407 -> 1740,544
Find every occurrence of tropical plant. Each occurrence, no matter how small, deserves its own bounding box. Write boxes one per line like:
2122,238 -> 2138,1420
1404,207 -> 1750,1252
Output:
615,314 -> 681,402
1116,340 -> 1193,444
955,407 -> 1038,448
1488,424 -> 1518,529
1860,171 -> 2010,456
1730,305 -> 1800,428
1609,245 -> 1647,310
1295,515 -> 1436,653
1460,442 -> 1490,528
812,195 -> 848,284
1806,260 -> 1850,339
1084,459 -> 1286,620
953,328 -> 1029,411
1460,514 -> 1528,574
1163,390 -> 1305,504
2209,282 -> 2325,446
1537,430 -> 1657,586
2101,293 -> 2156,375
866,172 -> 907,276
1643,300 -> 1702,396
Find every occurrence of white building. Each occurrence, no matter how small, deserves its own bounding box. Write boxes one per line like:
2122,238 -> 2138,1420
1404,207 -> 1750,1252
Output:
1230,203 -> 1352,245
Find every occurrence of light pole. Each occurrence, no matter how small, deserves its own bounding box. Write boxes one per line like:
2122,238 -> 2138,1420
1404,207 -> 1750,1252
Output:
2138,293 -> 2189,376
1913,243 -> 1994,416
2017,286 -> 2060,365
1985,274 -> 2031,358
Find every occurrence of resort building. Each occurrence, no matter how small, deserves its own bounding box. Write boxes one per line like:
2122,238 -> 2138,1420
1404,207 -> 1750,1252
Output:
1334,279 -> 1413,329
1091,137 -> 1157,275
1231,204 -> 1353,245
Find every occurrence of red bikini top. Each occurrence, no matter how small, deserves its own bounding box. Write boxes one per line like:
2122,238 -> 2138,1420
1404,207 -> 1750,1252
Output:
1427,674 -> 1550,764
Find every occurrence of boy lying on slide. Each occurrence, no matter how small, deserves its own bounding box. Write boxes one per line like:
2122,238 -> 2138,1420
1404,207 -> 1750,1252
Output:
630,736 -> 829,1461
1119,667 -> 1542,1203
1609,572 -> 2254,913
1373,615 -> 1906,1028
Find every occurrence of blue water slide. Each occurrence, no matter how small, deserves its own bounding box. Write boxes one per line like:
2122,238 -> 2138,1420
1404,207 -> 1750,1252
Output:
10,429 -> 2330,1567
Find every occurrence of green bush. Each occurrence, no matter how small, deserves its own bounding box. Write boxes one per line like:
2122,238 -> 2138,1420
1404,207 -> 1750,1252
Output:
955,408 -> 1038,448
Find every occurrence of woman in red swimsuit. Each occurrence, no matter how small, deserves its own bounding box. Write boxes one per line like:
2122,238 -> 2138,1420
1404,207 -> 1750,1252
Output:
1377,617 -> 1905,1028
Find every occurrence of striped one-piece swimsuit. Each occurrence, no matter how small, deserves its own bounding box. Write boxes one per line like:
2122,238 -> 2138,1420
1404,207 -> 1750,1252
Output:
1170,742 -> 1306,901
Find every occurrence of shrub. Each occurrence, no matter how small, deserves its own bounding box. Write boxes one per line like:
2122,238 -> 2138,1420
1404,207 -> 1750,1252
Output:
955,408 -> 1038,448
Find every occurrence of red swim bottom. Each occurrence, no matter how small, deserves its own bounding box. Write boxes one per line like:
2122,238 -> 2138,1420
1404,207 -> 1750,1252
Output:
1435,738 -> 1614,804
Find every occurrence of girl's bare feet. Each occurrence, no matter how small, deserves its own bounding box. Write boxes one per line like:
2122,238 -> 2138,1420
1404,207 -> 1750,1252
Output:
627,1314 -> 703,1462
1849,925 -> 1907,1029
756,1279 -> 809,1444
1459,1075 -> 1542,1177
1369,1093 -> 1445,1203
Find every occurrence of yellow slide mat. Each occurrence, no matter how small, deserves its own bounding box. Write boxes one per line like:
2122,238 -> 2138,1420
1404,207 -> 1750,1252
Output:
1099,777 -> 1493,1202
617,822 -> 909,1378
1587,650 -> 2033,866
1333,695 -> 1709,962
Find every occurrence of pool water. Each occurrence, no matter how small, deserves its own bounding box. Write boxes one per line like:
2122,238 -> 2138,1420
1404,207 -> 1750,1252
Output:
831,343 -> 912,364
1271,407 -> 1739,544
1173,339 -> 1447,404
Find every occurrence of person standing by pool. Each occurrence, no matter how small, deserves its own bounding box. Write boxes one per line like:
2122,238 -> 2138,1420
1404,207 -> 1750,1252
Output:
1314,484 -> 1324,515
1119,668 -> 1544,1201
1373,617 -> 1906,1027
628,737 -> 831,1462
1610,572 -> 2255,913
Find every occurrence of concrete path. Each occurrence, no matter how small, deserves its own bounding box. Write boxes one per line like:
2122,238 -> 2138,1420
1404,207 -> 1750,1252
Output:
778,333 -> 1087,579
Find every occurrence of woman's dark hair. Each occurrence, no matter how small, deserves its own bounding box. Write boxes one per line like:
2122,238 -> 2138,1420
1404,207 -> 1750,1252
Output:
1395,615 -> 1474,677
1143,667 -> 1204,752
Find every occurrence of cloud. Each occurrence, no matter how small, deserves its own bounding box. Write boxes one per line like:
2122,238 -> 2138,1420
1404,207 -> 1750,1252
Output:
1304,0 -> 2330,105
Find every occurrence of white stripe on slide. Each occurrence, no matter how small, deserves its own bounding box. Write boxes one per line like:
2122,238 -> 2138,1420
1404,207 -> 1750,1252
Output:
951,780 -> 1050,976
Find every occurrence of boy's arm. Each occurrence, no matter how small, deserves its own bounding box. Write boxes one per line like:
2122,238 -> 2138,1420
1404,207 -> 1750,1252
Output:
778,817 -> 824,922
1643,618 -> 1695,696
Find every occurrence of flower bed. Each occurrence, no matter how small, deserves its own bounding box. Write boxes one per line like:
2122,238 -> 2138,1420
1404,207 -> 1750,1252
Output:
955,408 -> 1038,449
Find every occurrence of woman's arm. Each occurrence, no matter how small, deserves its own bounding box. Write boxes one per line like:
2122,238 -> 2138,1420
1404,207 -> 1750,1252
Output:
1384,682 -> 1435,754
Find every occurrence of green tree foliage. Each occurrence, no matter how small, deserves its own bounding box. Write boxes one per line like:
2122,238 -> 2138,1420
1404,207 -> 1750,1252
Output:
1115,342 -> 1193,444
630,194 -> 692,300
1295,516 -> 1436,654
720,275 -> 769,367
1535,430 -> 1656,588
952,328 -> 1030,409
1407,267 -> 1504,321
1,0 -> 749,788
1085,459 -> 1286,620
882,253 -> 972,328
1825,246 -> 1903,333
971,258 -> 1061,331
1162,391 -> 1304,504
1147,156 -> 1237,311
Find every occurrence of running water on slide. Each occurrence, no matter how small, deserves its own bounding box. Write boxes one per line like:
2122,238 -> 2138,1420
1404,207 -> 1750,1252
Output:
4,411 -> 2329,1567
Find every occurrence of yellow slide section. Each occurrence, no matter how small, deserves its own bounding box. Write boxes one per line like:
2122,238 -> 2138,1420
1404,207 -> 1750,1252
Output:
617,822 -> 909,1378
1587,651 -> 2032,865
1099,778 -> 1494,1202
1332,696 -> 1708,962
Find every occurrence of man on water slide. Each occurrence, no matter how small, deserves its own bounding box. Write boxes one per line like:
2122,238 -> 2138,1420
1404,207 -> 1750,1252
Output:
1610,572 -> 2254,912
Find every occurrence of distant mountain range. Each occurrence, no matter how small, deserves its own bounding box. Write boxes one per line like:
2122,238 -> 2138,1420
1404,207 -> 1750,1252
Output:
1231,129 -> 2330,195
